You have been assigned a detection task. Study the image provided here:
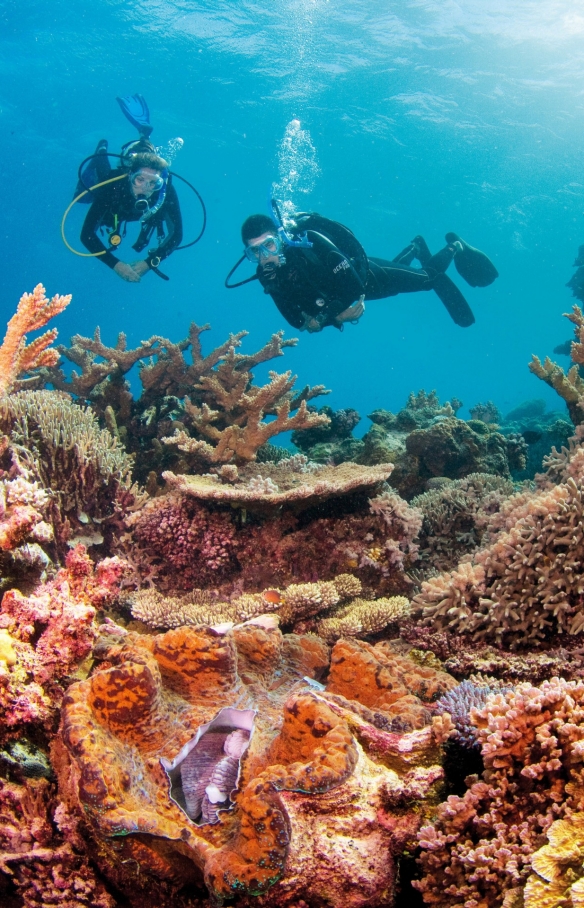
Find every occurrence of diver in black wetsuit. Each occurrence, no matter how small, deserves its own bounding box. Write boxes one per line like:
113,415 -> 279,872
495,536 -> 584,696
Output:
80,149 -> 183,283
227,210 -> 498,330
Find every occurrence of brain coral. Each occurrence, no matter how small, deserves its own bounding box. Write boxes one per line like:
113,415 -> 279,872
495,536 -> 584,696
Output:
416,677 -> 584,908
54,622 -> 449,908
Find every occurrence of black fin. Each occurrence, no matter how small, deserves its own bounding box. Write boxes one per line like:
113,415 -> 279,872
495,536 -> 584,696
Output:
392,243 -> 416,266
432,273 -> 475,327
116,94 -> 153,138
410,234 -> 432,267
446,232 -> 498,287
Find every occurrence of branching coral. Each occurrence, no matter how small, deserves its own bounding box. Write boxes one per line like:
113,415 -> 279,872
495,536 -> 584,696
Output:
412,473 -> 514,574
413,430 -> 584,646
0,284 -> 71,395
0,390 -> 138,555
529,305 -> 584,424
416,677 -> 584,908
54,621 -> 448,907
128,573 -> 411,644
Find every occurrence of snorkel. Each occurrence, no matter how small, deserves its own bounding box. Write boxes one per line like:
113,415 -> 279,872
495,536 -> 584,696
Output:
270,198 -> 313,250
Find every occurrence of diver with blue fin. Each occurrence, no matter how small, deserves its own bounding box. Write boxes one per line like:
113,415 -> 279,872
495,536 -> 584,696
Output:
62,95 -> 206,282
226,202 -> 498,330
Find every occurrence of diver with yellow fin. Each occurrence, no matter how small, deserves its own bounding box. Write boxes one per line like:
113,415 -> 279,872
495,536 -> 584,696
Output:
62,95 -> 206,282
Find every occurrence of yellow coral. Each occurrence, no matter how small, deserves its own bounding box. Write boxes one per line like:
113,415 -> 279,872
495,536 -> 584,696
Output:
0,629 -> 16,666
525,812 -> 584,907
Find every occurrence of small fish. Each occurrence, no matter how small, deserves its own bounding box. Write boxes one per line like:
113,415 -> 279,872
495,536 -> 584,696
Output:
262,589 -> 282,605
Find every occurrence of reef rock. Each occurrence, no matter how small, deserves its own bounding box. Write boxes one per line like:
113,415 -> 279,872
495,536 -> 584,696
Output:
54,622 -> 448,907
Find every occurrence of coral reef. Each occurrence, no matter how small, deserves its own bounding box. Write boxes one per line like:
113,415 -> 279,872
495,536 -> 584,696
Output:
0,776 -> 115,908
530,305 -> 584,424
54,621 -> 448,907
41,322 -> 330,482
124,480 -> 421,593
129,573 -> 411,644
162,458 -> 394,512
0,284 -> 71,396
0,545 -> 127,743
411,472 -> 513,574
413,426 -> 584,646
416,677 -> 584,908
0,391 -> 138,557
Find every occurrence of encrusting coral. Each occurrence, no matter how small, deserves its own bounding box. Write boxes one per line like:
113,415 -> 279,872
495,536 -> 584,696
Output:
416,677 -> 584,908
0,284 -> 71,396
0,545 -> 127,743
0,776 -> 115,908
53,620 -> 451,908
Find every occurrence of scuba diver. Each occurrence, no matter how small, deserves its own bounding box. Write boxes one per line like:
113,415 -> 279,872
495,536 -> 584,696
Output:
63,95 -> 205,282
226,204 -> 498,330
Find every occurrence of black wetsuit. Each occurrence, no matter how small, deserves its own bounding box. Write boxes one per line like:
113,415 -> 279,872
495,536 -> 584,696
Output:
256,214 -> 456,330
80,170 -> 183,270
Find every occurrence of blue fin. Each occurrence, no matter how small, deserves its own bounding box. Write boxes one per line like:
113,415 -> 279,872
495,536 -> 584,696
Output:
116,94 -> 153,138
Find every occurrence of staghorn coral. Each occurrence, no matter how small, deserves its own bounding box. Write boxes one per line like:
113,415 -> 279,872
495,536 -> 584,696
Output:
0,545 -> 127,742
416,677 -> 584,908
0,283 -> 71,395
53,621 -> 447,908
0,777 -> 115,908
530,305 -> 584,425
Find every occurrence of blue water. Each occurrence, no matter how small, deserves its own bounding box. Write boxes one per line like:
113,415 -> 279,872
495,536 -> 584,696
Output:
3,0 -> 584,429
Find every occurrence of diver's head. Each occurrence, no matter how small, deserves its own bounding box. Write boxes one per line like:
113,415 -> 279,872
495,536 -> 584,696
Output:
241,214 -> 283,270
128,152 -> 168,201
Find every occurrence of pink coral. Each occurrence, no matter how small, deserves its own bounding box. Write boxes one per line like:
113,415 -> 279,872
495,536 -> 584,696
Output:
0,545 -> 128,740
0,777 -> 114,907
416,677 -> 584,907
130,493 -> 238,588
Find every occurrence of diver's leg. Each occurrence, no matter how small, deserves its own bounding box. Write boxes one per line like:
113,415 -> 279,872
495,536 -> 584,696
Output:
94,139 -> 111,182
392,243 -> 416,266
365,258 -> 432,299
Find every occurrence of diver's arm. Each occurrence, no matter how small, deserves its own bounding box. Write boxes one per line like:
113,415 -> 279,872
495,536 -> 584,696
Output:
145,184 -> 183,267
80,197 -> 120,269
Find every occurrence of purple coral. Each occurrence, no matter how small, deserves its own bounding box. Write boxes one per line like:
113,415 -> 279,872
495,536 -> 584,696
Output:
434,680 -> 509,750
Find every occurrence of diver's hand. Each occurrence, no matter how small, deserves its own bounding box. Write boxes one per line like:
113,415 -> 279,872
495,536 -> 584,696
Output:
130,260 -> 150,277
335,297 -> 365,326
305,318 -> 323,333
114,262 -> 141,283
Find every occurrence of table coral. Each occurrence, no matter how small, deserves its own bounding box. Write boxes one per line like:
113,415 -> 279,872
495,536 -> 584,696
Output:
416,677 -> 584,908
0,777 -> 115,908
54,622 -> 447,907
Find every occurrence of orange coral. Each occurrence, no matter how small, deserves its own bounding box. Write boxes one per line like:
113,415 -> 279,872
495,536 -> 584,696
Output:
55,622 -> 447,907
0,284 -> 71,395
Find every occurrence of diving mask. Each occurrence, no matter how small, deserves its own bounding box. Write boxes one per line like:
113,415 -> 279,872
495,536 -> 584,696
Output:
244,234 -> 283,263
130,169 -> 164,193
